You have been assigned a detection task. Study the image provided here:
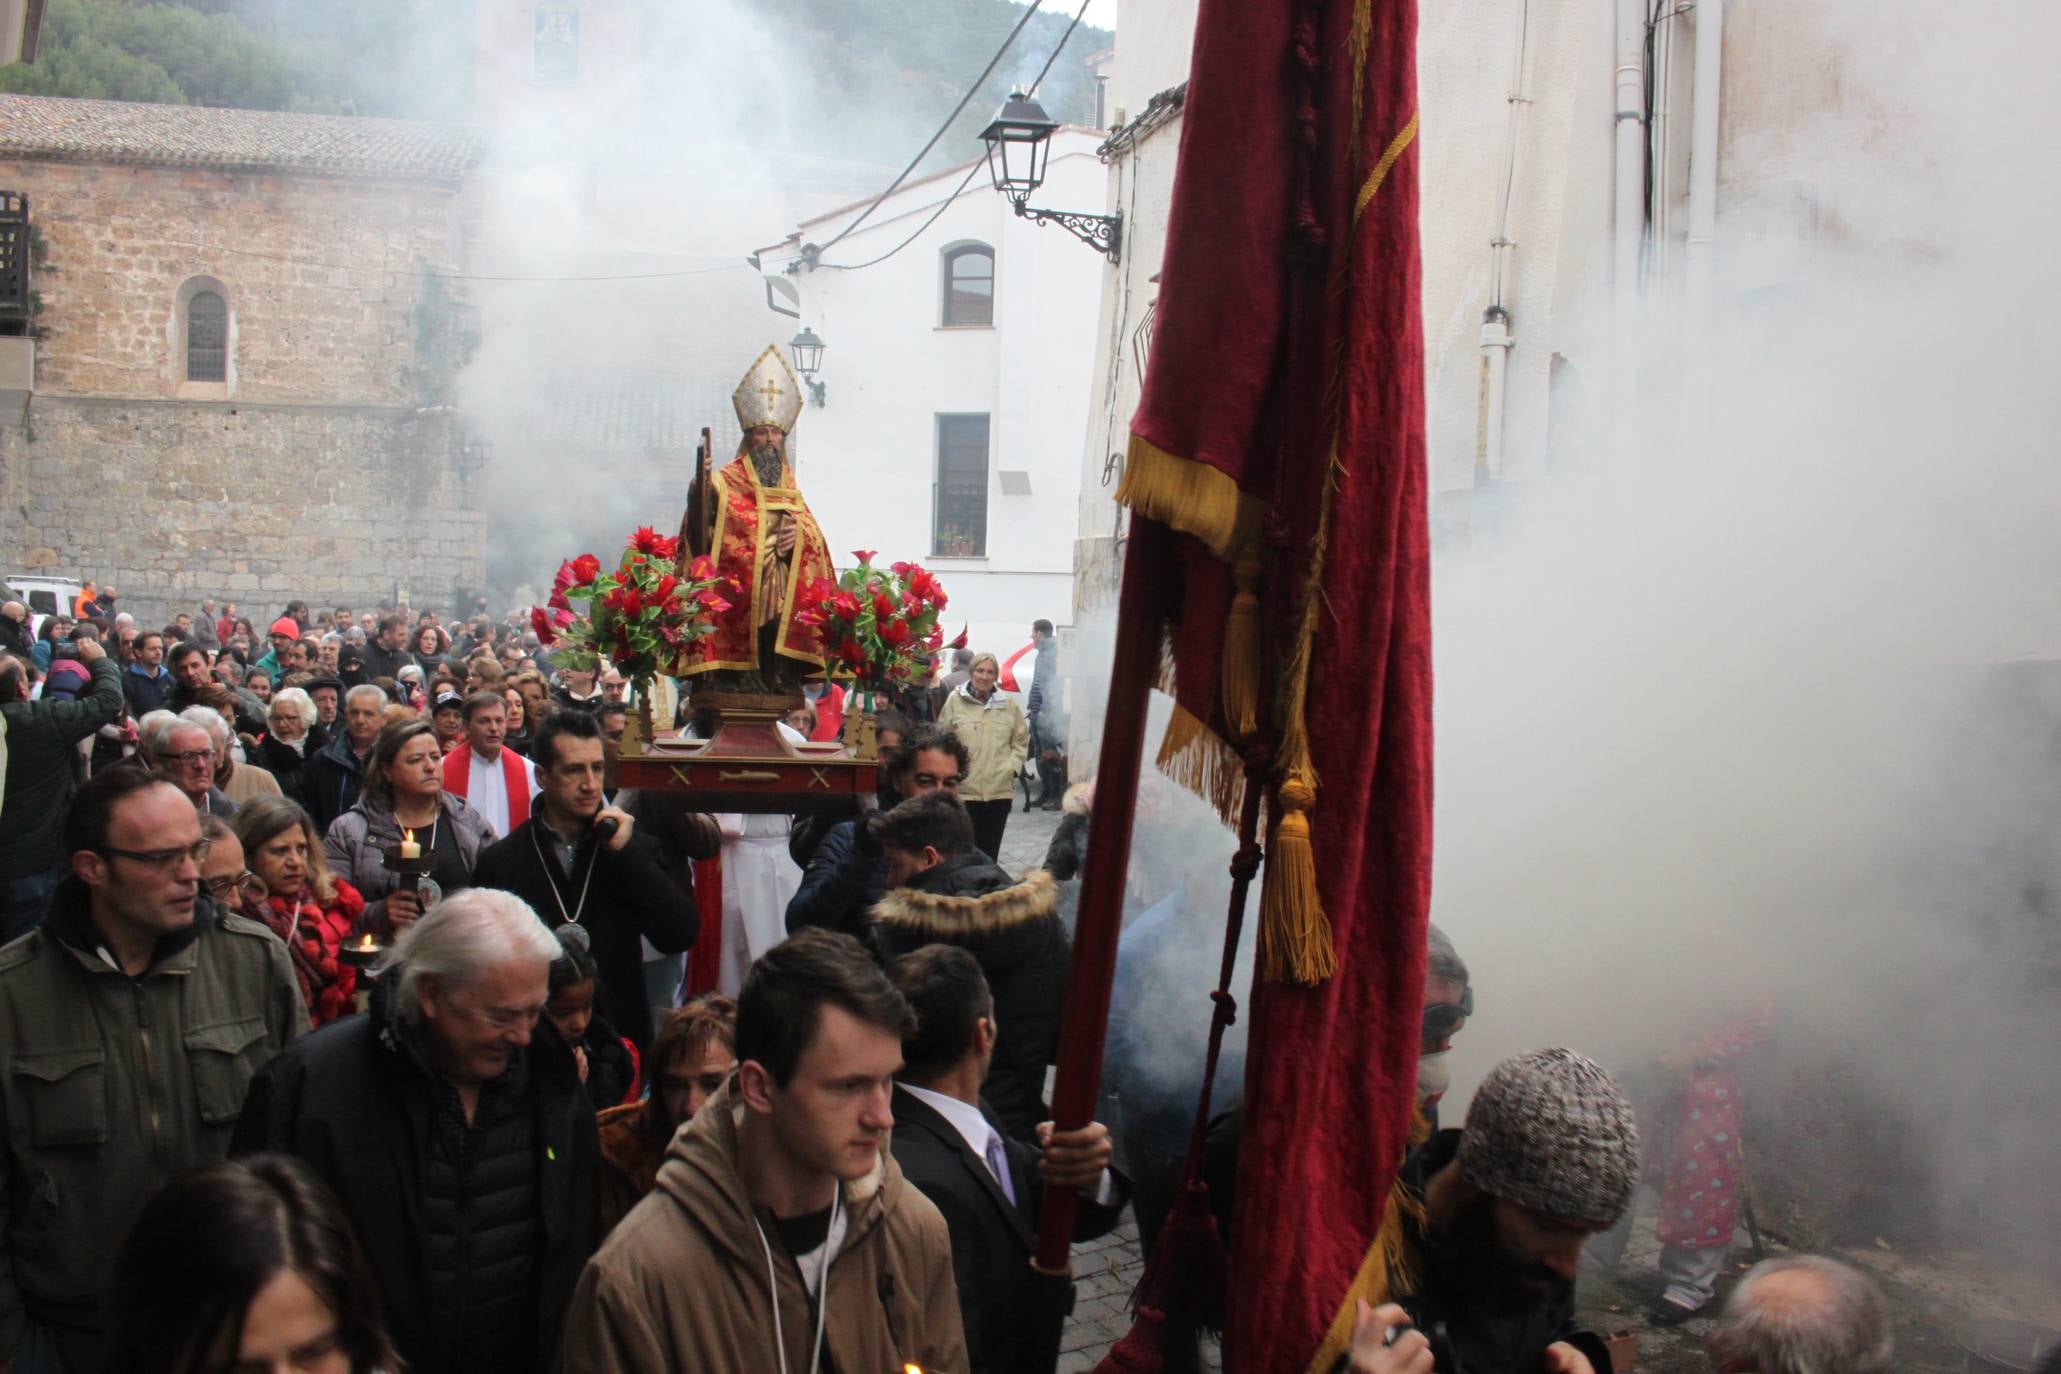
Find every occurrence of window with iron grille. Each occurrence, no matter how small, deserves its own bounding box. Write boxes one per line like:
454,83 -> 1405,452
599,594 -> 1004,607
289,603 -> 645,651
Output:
940,244 -> 994,327
186,291 -> 227,383
0,191 -> 27,336
934,414 -> 990,557
534,2 -> 579,85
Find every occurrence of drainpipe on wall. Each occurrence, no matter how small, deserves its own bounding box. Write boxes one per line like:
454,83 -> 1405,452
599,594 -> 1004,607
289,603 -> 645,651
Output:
1475,0 -> 1531,486
1475,306 -> 1513,485
1613,0 -> 1647,465
1683,0 -> 1723,435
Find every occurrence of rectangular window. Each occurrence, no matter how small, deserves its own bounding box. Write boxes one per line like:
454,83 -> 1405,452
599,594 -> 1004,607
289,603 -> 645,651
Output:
934,414 -> 990,557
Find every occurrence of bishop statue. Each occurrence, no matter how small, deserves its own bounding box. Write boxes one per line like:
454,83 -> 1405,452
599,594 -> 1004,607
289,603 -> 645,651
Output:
673,345 -> 835,690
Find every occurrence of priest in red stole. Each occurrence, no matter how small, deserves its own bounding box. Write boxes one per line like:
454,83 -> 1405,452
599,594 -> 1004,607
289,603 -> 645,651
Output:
673,345 -> 835,688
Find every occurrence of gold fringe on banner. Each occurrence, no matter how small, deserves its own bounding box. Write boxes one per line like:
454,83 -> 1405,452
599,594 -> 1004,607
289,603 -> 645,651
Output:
1118,433 -> 1266,828
1156,701 -> 1247,823
1117,433 -> 1264,563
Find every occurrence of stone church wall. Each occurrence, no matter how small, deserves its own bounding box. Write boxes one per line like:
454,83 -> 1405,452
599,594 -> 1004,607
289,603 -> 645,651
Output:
0,397 -> 486,626
0,154 -> 487,623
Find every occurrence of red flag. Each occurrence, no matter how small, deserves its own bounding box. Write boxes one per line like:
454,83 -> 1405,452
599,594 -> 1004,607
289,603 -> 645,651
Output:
1115,0 -> 1432,1370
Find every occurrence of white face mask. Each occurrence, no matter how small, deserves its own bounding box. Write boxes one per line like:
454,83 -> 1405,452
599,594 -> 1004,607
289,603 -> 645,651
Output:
1416,1050 -> 1453,1107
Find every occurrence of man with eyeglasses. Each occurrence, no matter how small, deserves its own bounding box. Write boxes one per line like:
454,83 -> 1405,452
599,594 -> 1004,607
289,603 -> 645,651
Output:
236,887 -> 598,1374
143,714 -> 237,820
0,768 -> 305,1372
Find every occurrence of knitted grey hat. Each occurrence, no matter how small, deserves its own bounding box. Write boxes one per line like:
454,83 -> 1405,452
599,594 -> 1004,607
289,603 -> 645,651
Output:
1457,1047 -> 1640,1226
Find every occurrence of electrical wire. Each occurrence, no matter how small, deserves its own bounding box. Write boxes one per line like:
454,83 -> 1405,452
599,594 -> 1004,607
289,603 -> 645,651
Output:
809,0 -> 1045,257
814,0 -> 1097,275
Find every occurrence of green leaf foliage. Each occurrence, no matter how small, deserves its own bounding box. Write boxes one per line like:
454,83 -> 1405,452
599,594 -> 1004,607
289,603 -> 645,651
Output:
2,0 -> 1112,169
0,0 -> 353,112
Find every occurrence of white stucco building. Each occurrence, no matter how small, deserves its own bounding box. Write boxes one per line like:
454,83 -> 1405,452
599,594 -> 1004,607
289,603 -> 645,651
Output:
752,129 -> 1110,659
1075,0 -> 2005,565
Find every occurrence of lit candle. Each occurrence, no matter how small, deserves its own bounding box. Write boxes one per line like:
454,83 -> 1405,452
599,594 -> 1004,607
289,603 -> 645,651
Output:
398,828 -> 420,860
355,934 -> 379,952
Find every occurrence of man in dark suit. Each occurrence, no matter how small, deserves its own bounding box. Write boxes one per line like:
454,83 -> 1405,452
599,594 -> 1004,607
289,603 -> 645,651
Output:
887,944 -> 1129,1374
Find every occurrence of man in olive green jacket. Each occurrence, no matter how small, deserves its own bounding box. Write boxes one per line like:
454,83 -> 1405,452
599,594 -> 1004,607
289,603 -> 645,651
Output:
0,642 -> 123,944
0,769 -> 306,1371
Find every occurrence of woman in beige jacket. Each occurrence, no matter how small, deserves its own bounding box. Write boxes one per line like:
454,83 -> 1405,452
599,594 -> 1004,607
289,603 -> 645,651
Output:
936,652 -> 1029,863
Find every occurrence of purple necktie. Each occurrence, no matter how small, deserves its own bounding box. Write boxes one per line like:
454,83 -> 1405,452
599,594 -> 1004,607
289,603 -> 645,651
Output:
984,1131 -> 1017,1206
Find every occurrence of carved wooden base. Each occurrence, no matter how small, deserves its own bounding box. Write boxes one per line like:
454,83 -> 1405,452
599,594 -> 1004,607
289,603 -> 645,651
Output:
616,688 -> 878,813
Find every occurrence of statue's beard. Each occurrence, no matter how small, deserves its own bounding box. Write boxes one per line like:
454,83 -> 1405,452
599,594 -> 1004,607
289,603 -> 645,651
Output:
750,441 -> 783,486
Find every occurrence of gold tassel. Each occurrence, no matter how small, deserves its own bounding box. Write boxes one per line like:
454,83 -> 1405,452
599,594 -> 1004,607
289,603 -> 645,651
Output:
1259,768 -> 1338,982
1220,554 -> 1263,739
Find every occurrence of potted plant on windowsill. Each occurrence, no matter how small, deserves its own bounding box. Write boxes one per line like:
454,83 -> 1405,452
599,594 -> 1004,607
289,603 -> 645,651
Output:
934,527 -> 981,559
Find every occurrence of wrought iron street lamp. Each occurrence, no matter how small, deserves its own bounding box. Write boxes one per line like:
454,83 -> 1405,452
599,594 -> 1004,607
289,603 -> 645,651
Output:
978,91 -> 1122,264
788,326 -> 827,407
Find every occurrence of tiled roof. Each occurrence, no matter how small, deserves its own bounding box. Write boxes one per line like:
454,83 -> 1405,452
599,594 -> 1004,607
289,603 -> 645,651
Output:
0,95 -> 486,181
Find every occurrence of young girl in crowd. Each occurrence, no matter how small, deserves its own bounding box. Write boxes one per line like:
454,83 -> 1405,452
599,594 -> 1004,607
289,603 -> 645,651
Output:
546,925 -> 640,1111
596,994 -> 738,1236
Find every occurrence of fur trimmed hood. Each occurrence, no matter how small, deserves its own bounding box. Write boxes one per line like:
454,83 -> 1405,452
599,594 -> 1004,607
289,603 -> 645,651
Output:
870,866 -> 1059,938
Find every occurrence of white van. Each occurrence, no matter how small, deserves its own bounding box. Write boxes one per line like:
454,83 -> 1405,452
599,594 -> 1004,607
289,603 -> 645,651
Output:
2,574 -> 85,634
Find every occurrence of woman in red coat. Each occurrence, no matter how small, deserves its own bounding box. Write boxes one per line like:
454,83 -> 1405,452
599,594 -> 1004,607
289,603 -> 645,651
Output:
233,794 -> 364,1025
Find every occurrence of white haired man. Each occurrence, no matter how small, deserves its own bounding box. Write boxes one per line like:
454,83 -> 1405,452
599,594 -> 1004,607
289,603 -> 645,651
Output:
180,703 -> 281,809
1706,1256 -> 1893,1374
235,887 -> 599,1374
143,711 -> 237,820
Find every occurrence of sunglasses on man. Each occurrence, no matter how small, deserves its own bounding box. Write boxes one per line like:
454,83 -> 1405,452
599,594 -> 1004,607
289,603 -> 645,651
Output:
1422,985 -> 1474,1039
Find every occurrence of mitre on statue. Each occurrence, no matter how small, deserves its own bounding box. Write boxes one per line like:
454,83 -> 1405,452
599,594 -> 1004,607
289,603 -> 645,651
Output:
732,344 -> 805,435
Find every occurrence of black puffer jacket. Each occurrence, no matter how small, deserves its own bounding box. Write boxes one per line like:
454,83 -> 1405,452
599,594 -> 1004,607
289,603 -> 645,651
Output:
420,1041 -> 539,1374
870,855 -> 1067,1141
232,972 -> 598,1374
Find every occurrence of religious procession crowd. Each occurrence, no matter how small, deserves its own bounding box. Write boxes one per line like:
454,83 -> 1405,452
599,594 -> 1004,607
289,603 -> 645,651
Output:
0,322 -> 1914,1374
0,583 -> 1927,1374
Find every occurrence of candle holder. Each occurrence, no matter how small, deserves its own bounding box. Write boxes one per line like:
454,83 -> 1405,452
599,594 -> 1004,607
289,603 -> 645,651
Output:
339,934 -> 389,971
381,845 -> 434,894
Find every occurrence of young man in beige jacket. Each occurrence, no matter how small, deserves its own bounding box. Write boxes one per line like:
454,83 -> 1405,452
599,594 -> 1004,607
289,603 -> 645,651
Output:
563,928 -> 969,1374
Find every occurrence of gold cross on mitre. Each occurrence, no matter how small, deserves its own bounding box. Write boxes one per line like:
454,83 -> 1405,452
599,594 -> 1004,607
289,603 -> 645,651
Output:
732,344 -> 804,435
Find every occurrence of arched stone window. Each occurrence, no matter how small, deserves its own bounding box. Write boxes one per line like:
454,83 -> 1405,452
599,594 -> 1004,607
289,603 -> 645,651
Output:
186,290 -> 226,382
534,2 -> 580,85
173,276 -> 233,396
941,243 -> 995,327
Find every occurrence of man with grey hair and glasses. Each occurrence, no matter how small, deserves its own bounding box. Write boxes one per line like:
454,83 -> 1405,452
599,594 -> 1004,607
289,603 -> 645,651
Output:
1706,1255 -> 1893,1374
235,886 -> 600,1374
0,767 -> 303,1372
139,709 -> 237,820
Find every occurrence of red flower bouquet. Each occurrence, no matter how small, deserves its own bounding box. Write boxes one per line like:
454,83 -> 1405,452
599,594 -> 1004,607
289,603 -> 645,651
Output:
535,529 -> 736,686
795,552 -> 950,688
